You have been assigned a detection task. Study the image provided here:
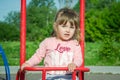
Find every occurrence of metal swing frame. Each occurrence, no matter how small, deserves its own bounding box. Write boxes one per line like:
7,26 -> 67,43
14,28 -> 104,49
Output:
16,0 -> 90,80
0,46 -> 11,80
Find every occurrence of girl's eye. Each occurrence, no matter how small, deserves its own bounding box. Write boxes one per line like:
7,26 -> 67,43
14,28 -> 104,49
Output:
70,26 -> 75,29
62,25 -> 66,27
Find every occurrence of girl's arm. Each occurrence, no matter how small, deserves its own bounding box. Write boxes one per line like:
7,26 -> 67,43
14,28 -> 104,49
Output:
21,39 -> 47,70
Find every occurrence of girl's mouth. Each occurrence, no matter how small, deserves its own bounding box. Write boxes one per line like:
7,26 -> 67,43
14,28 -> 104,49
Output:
64,34 -> 70,37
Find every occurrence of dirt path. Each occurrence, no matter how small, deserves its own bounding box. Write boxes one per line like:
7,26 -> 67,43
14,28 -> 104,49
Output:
0,73 -> 120,80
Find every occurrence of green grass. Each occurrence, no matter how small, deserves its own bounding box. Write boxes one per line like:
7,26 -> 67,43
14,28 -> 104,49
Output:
0,41 -> 20,65
85,42 -> 120,66
85,42 -> 101,65
0,41 -> 44,66
0,41 -> 120,66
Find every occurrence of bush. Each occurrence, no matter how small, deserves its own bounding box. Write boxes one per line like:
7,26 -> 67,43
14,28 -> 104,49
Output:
98,35 -> 120,65
85,2 -> 120,42
0,21 -> 19,41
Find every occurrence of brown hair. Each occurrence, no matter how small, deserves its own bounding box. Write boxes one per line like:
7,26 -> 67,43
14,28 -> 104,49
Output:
52,8 -> 80,41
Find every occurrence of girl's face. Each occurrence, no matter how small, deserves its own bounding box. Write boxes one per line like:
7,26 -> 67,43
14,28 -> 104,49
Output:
56,21 -> 76,41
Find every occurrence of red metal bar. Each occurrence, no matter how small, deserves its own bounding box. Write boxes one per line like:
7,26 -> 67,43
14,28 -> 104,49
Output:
16,69 -> 20,80
24,67 -> 89,72
80,0 -> 85,80
79,71 -> 84,80
80,0 -> 85,67
42,70 -> 46,80
20,0 -> 26,67
23,67 -> 89,80
20,71 -> 25,80
72,71 -> 76,80
19,0 -> 26,80
16,67 -> 89,80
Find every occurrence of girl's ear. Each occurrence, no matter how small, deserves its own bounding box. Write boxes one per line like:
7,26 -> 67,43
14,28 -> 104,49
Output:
52,22 -> 57,37
53,22 -> 57,32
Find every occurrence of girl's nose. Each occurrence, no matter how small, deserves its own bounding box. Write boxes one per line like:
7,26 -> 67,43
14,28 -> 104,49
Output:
66,27 -> 70,32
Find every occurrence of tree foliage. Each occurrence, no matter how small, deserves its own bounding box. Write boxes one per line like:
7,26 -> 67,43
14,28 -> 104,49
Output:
85,1 -> 120,42
0,0 -> 120,42
0,21 -> 19,41
26,0 -> 56,41
4,11 -> 20,29
85,0 -> 116,11
98,35 -> 120,65
74,0 -> 120,42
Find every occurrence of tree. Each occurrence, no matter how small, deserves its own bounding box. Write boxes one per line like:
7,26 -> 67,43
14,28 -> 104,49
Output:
26,0 -> 56,41
2,0 -> 57,41
85,0 -> 116,11
0,21 -> 19,41
73,0 -> 120,42
105,2 -> 120,42
4,11 -> 20,29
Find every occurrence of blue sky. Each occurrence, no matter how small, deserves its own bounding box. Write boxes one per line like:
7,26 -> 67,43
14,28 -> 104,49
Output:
0,0 -> 31,21
0,0 -> 78,21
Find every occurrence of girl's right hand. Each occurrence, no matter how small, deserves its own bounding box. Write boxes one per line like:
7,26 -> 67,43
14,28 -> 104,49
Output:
68,63 -> 76,72
21,63 -> 31,71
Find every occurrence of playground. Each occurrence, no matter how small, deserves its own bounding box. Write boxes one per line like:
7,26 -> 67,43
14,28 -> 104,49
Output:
0,0 -> 120,80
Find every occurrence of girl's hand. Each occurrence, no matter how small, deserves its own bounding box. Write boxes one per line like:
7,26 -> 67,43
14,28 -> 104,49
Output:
68,63 -> 77,72
21,62 -> 31,71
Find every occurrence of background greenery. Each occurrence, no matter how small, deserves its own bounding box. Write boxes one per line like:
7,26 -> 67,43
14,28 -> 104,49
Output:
0,0 -> 120,66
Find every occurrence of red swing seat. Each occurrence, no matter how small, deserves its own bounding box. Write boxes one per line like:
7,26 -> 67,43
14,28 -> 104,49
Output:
16,0 -> 90,80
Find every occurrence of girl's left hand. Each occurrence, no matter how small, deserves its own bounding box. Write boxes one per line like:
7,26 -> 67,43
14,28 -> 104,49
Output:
68,63 -> 77,72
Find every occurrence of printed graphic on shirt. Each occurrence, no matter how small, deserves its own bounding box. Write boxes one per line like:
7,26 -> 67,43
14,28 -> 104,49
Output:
46,43 -> 74,74
55,43 -> 71,53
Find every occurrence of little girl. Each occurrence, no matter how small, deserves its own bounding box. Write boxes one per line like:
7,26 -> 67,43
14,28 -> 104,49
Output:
21,8 -> 82,80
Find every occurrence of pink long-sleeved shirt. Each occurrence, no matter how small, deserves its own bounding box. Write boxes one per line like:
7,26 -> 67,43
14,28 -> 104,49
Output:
26,37 -> 82,74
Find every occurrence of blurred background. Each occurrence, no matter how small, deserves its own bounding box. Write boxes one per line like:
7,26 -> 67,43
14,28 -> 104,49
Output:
0,0 -> 120,66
